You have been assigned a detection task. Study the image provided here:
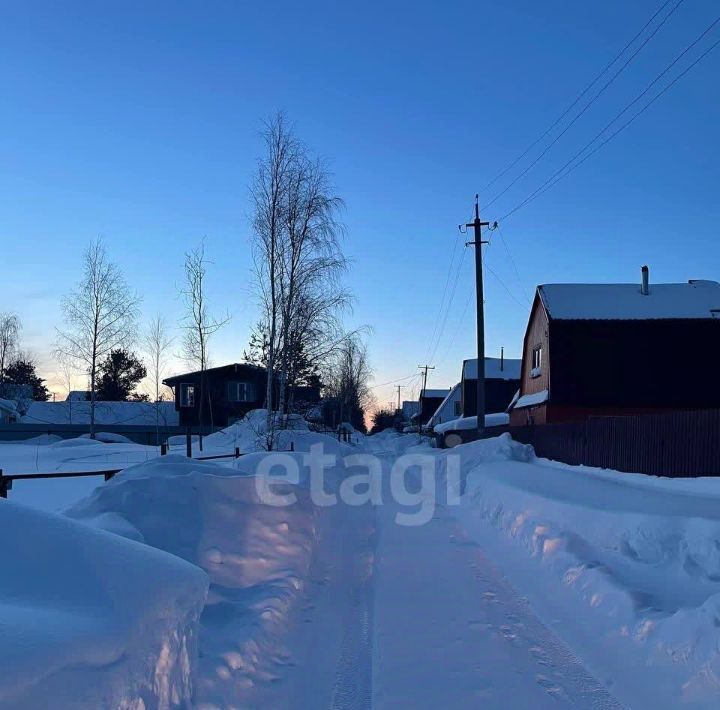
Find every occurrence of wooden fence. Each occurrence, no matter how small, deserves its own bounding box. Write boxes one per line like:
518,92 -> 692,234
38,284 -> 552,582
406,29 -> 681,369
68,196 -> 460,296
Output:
510,409 -> 720,477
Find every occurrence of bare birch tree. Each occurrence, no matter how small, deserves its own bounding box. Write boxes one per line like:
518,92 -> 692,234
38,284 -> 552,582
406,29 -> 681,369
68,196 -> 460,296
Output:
144,314 -> 174,435
56,238 -> 140,437
323,334 -> 372,432
251,113 -> 352,424
251,113 -> 299,424
0,312 -> 21,385
179,241 -> 229,445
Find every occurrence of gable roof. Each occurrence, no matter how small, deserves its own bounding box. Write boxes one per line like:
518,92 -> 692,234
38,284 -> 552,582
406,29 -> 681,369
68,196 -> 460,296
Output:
462,357 -> 522,381
538,281 -> 720,321
420,388 -> 451,399
163,362 -> 265,385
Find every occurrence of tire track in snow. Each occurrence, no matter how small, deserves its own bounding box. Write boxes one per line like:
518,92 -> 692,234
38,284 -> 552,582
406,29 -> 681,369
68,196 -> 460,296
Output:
329,509 -> 375,710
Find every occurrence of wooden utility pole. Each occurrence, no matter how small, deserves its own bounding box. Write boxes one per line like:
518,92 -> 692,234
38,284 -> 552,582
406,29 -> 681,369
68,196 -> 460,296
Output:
417,364 -> 435,396
465,195 -> 489,436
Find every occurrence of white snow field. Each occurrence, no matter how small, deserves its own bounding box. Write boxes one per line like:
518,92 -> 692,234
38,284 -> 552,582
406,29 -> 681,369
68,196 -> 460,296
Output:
3,414 -> 720,707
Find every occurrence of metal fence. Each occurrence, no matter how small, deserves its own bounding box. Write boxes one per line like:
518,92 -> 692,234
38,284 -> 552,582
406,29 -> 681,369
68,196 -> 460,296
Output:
510,409 -> 720,477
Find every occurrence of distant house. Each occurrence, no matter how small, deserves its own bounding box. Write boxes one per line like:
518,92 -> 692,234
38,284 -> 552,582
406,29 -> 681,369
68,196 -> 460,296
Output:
0,399 -> 19,424
509,271 -> 720,426
163,363 -> 321,428
164,364 -> 267,428
412,388 -> 451,428
460,355 -> 521,416
401,400 -> 419,423
66,390 -> 90,402
427,383 -> 462,429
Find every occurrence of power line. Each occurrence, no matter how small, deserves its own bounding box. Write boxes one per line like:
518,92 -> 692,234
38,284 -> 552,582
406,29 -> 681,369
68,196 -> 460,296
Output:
483,0 -> 678,192
427,248 -> 468,364
423,229 -> 462,363
436,286 -> 474,367
369,372 -> 419,389
496,224 -> 531,304
485,0 -> 686,210
484,261 -> 532,311
500,18 -> 720,221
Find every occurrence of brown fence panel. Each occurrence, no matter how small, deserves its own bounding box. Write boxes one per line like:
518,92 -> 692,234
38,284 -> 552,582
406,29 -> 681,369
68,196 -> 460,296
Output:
510,409 -> 720,477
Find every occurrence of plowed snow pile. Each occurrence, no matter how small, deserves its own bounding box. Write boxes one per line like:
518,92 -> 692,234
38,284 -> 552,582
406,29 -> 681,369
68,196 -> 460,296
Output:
447,434 -> 720,708
66,453 -> 323,707
0,499 -> 208,709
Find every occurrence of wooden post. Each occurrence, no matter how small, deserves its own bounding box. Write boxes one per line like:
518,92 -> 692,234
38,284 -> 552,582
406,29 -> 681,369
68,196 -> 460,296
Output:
290,441 -> 294,452
186,427 -> 192,458
103,471 -> 115,482
160,443 -> 168,456
0,470 -> 7,499
235,447 -> 240,458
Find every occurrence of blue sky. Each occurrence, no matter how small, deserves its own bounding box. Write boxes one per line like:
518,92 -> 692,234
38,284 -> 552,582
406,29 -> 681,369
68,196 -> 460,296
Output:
2,0 -> 719,407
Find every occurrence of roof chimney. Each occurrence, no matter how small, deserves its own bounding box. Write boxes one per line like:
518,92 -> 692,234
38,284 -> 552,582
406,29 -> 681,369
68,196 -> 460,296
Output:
641,265 -> 649,296
500,347 -> 504,371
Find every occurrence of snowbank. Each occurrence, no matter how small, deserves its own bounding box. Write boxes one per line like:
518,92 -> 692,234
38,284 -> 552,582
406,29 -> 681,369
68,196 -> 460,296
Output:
199,408 -> 354,456
0,499 -> 208,709
448,436 -> 720,708
66,453 -> 322,707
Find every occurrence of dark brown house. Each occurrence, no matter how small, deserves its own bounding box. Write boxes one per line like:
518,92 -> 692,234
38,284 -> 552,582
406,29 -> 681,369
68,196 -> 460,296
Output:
164,363 -> 267,427
460,355 -> 521,416
412,388 -> 450,428
509,271 -> 720,426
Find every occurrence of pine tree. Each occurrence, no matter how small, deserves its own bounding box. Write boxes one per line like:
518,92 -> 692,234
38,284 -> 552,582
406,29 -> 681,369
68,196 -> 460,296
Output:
3,358 -> 50,401
96,349 -> 147,401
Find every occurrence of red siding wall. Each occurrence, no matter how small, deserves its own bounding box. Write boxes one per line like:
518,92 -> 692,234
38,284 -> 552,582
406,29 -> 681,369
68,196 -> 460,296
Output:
510,295 -> 550,426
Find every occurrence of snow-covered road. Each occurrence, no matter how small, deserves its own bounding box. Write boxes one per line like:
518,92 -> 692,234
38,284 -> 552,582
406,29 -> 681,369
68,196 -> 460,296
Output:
269,440 -> 620,709
372,470 -> 619,708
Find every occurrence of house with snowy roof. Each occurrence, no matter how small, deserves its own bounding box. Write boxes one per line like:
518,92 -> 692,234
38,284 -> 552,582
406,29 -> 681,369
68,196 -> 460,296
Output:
460,353 -> 521,416
509,268 -> 720,426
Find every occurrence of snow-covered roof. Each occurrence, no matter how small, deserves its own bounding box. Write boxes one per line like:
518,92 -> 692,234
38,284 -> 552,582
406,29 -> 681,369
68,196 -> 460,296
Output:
511,389 -> 549,409
462,357 -> 522,381
420,388 -> 450,399
21,401 -> 179,426
538,281 -> 720,321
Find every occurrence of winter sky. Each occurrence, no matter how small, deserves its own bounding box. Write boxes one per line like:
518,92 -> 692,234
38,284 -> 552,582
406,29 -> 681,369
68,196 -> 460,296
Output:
2,0 -> 719,407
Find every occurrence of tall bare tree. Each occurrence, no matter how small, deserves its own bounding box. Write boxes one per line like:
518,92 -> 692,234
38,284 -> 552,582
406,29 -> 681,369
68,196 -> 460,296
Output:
251,113 -> 352,421
144,314 -> 174,438
250,113 -> 298,422
180,241 -> 229,444
323,334 -> 373,432
56,238 -> 140,437
0,312 -> 21,385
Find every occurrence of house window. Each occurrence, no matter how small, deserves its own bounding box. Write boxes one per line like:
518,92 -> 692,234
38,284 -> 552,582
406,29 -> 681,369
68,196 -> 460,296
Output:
454,400 -> 462,416
180,384 -> 196,407
530,346 -> 542,378
228,381 -> 254,402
